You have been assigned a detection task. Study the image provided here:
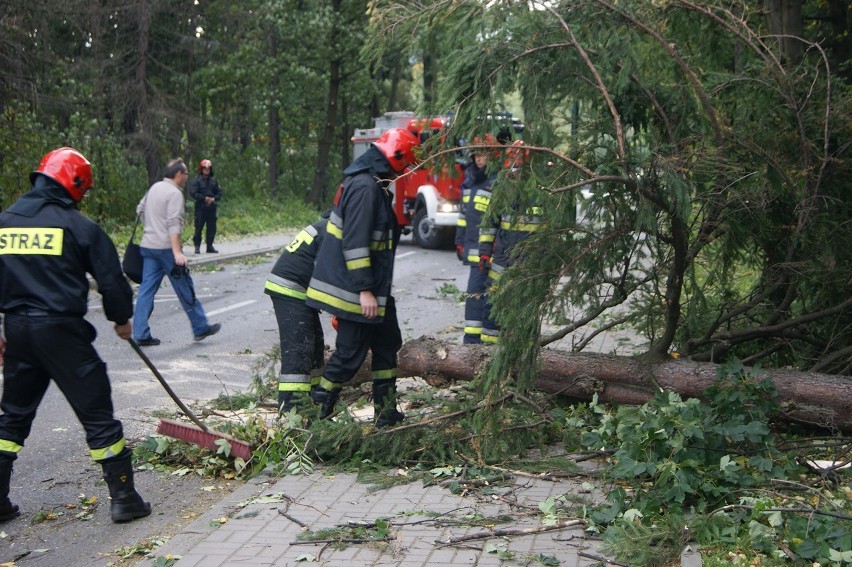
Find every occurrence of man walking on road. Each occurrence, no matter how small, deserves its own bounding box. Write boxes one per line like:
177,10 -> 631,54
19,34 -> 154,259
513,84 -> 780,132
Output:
132,158 -> 221,346
0,147 -> 150,523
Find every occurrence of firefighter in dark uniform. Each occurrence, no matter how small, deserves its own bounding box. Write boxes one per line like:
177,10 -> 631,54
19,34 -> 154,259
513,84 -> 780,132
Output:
455,134 -> 498,344
0,147 -> 150,523
478,141 -> 541,344
190,158 -> 223,254
306,128 -> 420,427
264,215 -> 328,413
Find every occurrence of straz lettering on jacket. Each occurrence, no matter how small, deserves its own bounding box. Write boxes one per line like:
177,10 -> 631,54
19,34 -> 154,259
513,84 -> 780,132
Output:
0,227 -> 64,255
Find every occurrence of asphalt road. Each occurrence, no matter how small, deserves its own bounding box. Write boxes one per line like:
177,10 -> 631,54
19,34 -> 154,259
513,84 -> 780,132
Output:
1,235 -> 468,566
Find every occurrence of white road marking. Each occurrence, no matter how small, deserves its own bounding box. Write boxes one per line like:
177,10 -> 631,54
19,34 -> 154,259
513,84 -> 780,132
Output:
206,300 -> 257,316
396,251 -> 417,259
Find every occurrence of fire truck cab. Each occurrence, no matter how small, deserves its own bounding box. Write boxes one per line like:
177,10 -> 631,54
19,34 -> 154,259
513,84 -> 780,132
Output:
352,111 -> 464,249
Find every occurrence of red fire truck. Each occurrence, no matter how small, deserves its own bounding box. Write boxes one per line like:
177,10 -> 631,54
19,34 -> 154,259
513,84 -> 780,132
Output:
352,111 -> 464,249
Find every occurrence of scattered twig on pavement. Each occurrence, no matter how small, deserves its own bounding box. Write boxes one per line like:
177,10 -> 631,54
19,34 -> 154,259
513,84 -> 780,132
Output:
290,537 -> 396,546
278,502 -> 307,527
436,519 -> 584,546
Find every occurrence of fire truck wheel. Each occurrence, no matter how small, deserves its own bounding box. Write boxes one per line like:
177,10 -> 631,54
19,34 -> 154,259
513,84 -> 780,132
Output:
413,207 -> 451,249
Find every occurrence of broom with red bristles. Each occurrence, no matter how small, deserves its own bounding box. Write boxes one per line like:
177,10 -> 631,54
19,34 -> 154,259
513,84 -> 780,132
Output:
128,338 -> 253,461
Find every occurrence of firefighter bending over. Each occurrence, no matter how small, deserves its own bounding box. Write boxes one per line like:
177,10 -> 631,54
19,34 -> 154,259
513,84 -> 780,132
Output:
306,128 -> 420,427
0,148 -> 150,523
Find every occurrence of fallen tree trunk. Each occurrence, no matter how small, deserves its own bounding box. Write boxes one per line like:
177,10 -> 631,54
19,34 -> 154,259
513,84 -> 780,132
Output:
396,337 -> 852,433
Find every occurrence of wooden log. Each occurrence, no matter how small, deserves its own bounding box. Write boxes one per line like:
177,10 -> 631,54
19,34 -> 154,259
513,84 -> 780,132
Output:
396,337 -> 852,433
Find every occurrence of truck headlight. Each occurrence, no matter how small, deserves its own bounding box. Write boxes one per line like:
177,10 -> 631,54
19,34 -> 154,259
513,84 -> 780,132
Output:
438,202 -> 459,213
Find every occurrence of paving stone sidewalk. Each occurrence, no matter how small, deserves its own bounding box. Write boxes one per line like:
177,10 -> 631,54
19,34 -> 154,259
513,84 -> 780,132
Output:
137,468 -> 610,567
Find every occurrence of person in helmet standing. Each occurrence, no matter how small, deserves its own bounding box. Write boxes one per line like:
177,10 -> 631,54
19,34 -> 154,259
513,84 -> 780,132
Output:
0,147 -> 150,523
306,128 -> 420,427
479,141 -> 541,344
132,159 -> 221,346
189,159 -> 222,254
264,213 -> 329,413
454,134 -> 498,344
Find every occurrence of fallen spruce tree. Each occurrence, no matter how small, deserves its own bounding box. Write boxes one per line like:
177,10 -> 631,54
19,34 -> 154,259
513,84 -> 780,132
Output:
395,337 -> 852,434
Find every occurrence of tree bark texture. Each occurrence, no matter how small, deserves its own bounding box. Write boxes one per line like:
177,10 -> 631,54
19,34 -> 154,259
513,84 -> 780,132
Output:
396,337 -> 852,433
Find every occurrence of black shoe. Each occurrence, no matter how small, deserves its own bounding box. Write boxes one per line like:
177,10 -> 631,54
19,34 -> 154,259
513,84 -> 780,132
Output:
194,323 -> 221,342
310,386 -> 340,420
136,337 -> 161,347
194,247 -> 201,254
206,246 -> 218,253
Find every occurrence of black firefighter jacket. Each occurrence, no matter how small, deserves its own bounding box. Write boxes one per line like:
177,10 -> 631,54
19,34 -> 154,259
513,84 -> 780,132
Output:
306,147 -> 398,324
264,216 -> 328,302
0,177 -> 133,325
189,175 -> 223,208
455,162 -> 496,266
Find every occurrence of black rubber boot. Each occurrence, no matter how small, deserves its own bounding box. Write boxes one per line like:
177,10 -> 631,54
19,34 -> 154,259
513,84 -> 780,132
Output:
309,386 -> 339,420
100,449 -> 151,523
373,380 -> 405,428
0,456 -> 20,522
278,391 -> 312,413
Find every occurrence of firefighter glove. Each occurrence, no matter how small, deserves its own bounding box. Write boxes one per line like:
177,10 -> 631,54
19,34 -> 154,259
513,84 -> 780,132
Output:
456,245 -> 464,262
479,255 -> 491,272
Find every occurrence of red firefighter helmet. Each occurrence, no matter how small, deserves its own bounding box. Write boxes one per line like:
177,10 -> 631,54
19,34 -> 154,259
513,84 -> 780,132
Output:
503,140 -> 530,170
198,159 -> 212,173
30,147 -> 93,202
372,128 -> 420,173
472,133 -> 499,158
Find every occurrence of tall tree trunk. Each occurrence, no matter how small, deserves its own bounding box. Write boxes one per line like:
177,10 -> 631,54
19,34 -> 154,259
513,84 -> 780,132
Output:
764,0 -> 804,65
306,0 -> 342,205
268,33 -> 280,197
133,0 -> 159,183
421,29 -> 437,106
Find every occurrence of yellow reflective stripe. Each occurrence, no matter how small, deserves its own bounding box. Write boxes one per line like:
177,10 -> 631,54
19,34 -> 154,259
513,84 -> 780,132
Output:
307,288 -> 362,315
91,438 -> 126,461
473,195 -> 490,205
265,280 -> 307,300
278,382 -> 311,392
310,375 -> 320,387
500,221 -> 541,232
372,369 -> 396,381
466,254 -> 479,263
463,325 -> 482,335
457,219 -> 467,227
327,222 -> 343,239
0,227 -> 64,256
318,377 -> 342,392
346,257 -> 371,270
481,334 -> 500,344
307,287 -> 387,318
0,440 -> 23,453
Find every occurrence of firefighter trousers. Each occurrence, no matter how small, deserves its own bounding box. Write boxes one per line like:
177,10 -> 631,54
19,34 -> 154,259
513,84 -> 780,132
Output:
320,297 -> 401,389
270,295 -> 325,393
463,265 -> 488,344
0,312 -> 124,460
193,205 -> 217,248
